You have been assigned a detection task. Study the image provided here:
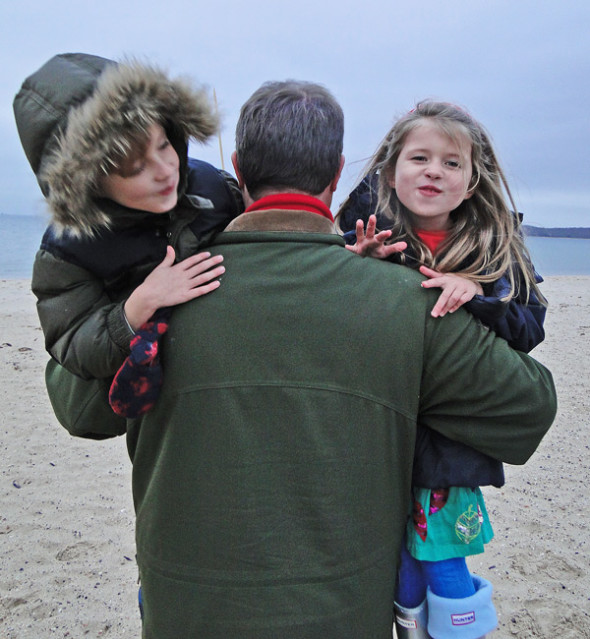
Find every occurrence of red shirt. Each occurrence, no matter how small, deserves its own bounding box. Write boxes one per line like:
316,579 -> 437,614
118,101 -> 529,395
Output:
245,193 -> 334,222
416,229 -> 448,254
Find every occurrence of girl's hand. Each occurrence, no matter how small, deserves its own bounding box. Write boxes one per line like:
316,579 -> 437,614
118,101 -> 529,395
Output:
124,246 -> 225,330
346,214 -> 407,259
419,265 -> 483,318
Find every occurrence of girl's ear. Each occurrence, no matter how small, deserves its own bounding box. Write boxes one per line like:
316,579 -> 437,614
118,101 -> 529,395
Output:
464,168 -> 480,199
385,166 -> 396,189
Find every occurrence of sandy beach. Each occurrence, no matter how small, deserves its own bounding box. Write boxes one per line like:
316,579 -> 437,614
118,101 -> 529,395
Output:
1,276 -> 588,638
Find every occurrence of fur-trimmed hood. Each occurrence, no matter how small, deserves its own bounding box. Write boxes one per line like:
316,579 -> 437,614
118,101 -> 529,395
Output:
14,53 -> 219,237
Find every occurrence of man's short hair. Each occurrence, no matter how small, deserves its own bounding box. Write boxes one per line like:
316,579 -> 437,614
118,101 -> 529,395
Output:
235,80 -> 344,200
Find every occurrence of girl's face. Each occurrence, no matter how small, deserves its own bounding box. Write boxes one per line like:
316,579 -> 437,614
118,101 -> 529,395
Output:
388,120 -> 473,231
100,123 -> 180,214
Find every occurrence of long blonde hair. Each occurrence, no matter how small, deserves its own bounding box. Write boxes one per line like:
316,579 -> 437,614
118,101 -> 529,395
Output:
339,101 -> 545,303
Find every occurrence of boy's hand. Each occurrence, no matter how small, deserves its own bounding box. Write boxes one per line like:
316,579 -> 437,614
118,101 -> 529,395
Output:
346,215 -> 407,259
124,246 -> 225,331
419,266 -> 483,317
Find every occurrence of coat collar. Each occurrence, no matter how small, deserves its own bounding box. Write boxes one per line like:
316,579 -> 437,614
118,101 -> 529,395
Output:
224,209 -> 337,234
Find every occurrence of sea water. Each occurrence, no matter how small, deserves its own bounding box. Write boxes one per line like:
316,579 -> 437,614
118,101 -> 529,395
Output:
1,213 -> 589,279
0,214 -> 48,278
523,236 -> 590,277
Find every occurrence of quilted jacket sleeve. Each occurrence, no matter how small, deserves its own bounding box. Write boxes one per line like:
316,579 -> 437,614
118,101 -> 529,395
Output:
464,271 -> 546,353
32,247 -> 134,379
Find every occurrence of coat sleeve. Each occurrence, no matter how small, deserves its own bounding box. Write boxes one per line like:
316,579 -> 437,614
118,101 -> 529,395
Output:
32,248 -> 133,379
463,273 -> 546,353
418,304 -> 556,465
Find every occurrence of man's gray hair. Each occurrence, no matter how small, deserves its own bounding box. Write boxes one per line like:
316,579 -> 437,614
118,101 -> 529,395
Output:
235,80 -> 344,199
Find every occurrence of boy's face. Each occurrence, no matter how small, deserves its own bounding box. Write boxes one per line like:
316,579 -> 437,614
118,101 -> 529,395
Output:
100,123 -> 180,214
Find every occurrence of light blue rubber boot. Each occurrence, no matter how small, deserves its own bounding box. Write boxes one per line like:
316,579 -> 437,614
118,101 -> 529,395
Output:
394,598 -> 431,638
426,575 -> 497,638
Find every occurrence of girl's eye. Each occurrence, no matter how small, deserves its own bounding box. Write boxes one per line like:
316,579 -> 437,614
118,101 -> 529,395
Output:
445,160 -> 460,169
411,155 -> 427,162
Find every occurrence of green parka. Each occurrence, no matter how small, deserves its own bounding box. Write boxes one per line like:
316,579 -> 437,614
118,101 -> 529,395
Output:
131,208 -> 556,639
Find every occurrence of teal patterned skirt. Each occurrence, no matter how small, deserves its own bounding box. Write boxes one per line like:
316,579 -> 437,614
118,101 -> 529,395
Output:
406,487 -> 494,561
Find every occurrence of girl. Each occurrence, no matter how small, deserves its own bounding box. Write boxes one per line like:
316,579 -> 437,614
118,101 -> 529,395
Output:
13,53 -> 243,433
337,101 -> 546,639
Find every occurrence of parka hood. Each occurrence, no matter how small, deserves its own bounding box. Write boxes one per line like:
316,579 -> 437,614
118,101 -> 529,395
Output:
14,53 -> 219,237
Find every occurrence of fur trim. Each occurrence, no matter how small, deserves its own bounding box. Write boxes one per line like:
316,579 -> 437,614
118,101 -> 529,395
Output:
42,61 -> 219,237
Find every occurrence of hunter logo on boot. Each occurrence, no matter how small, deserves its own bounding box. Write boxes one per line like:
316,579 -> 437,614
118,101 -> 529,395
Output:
451,610 -> 476,626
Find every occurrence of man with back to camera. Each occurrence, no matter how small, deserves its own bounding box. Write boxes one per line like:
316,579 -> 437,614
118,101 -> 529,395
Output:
128,80 -> 557,638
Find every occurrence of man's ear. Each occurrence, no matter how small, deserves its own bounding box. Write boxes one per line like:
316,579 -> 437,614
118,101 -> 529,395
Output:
231,151 -> 244,189
329,155 -> 345,193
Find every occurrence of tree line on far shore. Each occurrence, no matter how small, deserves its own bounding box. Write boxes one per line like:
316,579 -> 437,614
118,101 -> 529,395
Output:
523,225 -> 590,239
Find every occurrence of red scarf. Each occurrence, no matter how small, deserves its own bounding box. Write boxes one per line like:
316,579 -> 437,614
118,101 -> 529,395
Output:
416,229 -> 449,254
245,193 -> 334,222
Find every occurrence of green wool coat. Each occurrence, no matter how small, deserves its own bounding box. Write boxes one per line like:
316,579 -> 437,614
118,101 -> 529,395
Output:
129,209 -> 556,639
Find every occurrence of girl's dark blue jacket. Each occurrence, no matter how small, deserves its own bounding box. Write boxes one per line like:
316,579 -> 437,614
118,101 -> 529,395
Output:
339,174 -> 547,488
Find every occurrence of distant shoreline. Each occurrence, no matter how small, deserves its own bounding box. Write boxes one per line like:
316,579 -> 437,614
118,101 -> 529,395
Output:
523,225 -> 590,239
1,212 -> 589,239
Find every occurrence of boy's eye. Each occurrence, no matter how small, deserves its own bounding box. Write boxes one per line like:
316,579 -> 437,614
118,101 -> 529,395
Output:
159,139 -> 171,151
129,161 -> 146,176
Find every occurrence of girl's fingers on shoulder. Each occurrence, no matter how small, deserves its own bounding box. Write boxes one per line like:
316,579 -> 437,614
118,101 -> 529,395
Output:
419,265 -> 439,277
420,279 -> 441,289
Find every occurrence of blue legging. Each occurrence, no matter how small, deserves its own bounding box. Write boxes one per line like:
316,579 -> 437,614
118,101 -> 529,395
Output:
397,544 -> 476,608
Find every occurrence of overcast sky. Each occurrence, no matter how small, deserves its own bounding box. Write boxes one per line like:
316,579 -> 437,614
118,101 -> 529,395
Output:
2,0 -> 589,227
